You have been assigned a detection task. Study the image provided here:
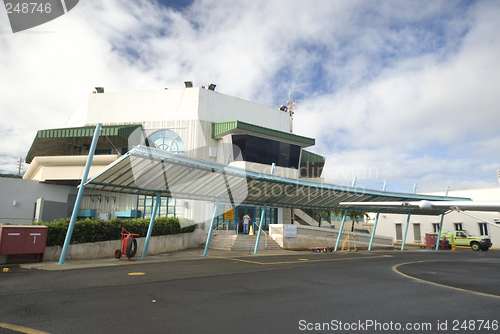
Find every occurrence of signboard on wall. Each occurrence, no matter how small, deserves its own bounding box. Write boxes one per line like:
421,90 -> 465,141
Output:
284,225 -> 297,238
224,209 -> 235,221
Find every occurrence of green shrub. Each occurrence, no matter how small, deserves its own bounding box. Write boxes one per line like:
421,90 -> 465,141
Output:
30,216 -> 194,247
179,218 -> 197,233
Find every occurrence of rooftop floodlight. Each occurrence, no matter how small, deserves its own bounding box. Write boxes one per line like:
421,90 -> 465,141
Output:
184,81 -> 193,88
95,87 -> 104,93
208,83 -> 216,91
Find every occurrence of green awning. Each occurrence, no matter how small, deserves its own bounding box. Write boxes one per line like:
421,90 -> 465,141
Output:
26,124 -> 142,163
212,120 -> 315,147
300,150 -> 326,178
301,150 -> 325,164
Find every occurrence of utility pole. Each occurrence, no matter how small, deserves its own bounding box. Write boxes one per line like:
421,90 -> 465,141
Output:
17,158 -> 23,176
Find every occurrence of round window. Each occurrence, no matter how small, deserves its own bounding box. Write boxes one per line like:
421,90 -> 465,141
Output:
146,130 -> 185,154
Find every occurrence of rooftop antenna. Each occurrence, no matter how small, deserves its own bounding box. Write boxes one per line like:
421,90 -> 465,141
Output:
287,91 -> 297,133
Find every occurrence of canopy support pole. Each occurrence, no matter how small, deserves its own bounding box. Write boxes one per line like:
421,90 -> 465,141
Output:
401,183 -> 417,251
334,210 -> 348,252
203,199 -> 220,256
435,186 -> 450,251
141,192 -> 161,259
57,123 -> 101,265
254,203 -> 267,254
334,177 -> 357,252
253,163 -> 274,254
368,181 -> 387,251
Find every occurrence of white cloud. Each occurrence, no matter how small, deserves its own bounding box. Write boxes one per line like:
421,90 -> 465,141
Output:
0,0 -> 499,194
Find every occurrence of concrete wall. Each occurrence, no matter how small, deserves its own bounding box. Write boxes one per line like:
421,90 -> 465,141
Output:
372,187 -> 500,247
269,224 -> 393,251
0,178 -> 77,225
23,155 -> 119,183
44,229 -> 205,261
86,88 -> 291,133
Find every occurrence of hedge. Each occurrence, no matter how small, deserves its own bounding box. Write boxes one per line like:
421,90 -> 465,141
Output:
29,216 -> 197,247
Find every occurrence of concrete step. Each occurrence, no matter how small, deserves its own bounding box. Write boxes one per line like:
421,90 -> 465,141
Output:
208,234 -> 281,250
207,234 -> 237,250
231,235 -> 281,251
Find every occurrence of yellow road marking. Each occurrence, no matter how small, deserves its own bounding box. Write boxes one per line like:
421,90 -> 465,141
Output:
0,322 -> 50,334
209,254 -> 382,265
392,261 -> 500,299
128,272 -> 146,276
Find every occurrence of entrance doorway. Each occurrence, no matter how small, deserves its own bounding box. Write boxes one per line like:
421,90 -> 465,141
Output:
236,207 -> 255,234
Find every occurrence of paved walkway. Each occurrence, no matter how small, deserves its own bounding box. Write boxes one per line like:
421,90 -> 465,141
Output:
18,248 -> 309,271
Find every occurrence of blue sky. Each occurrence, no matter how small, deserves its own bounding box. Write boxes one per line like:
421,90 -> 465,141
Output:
0,0 -> 499,194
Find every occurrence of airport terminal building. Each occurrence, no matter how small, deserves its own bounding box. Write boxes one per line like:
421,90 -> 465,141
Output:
5,85 -> 325,233
3,85 -> 494,253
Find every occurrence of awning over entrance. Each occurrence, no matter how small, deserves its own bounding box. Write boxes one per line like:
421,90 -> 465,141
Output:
84,146 -> 470,215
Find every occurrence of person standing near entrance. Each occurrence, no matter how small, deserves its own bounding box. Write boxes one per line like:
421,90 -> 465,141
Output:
243,213 -> 250,234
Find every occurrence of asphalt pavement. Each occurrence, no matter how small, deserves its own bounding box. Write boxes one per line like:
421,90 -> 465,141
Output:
1,248 -> 499,334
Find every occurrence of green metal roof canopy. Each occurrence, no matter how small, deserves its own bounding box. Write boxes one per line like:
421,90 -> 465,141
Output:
301,150 -> 325,164
84,146 -> 471,215
26,124 -> 142,163
212,120 -> 315,147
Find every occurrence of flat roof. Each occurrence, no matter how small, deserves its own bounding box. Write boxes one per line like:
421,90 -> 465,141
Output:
84,146 -> 471,215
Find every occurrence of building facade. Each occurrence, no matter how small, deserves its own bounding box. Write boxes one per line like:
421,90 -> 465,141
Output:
370,187 -> 500,248
15,86 -> 325,230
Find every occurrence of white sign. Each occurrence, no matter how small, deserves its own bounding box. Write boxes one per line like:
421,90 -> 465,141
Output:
284,225 -> 297,238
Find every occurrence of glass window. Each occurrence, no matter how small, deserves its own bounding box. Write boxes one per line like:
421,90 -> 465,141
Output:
137,195 -> 181,219
232,134 -> 301,169
478,223 -> 489,236
232,135 -> 246,161
413,223 -> 421,242
146,130 -> 185,154
432,223 -> 440,233
395,223 -> 402,241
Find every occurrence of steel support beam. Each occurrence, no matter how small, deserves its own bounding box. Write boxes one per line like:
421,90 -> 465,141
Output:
203,199 -> 220,256
368,181 -> 387,251
334,177 -> 357,252
401,183 -> 417,251
253,163 -> 274,254
141,192 -> 161,259
57,123 -> 101,265
254,203 -> 267,254
435,186 -> 450,251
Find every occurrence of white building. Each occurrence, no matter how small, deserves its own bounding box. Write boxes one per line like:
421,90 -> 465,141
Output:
11,85 -> 325,231
370,187 -> 500,248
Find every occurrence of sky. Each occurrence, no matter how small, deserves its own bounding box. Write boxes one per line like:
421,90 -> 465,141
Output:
0,0 -> 499,194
